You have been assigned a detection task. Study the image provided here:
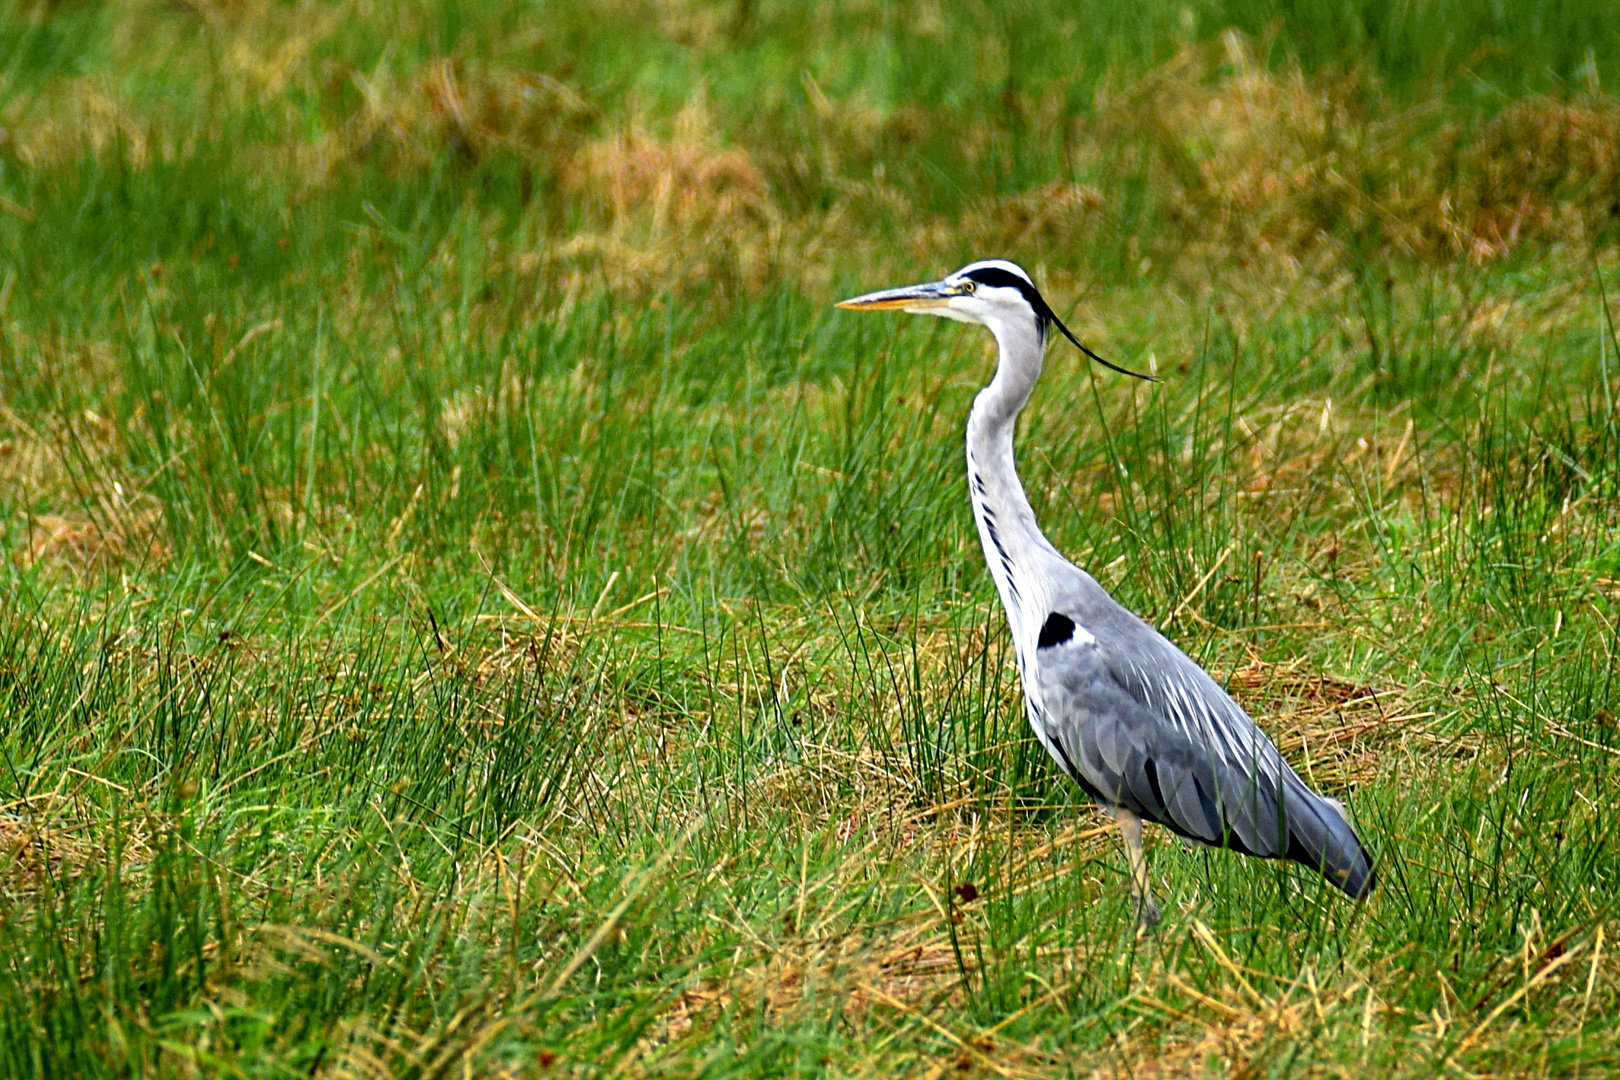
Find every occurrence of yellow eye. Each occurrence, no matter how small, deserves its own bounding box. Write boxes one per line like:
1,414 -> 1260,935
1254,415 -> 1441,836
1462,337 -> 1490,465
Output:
959,280 -> 976,294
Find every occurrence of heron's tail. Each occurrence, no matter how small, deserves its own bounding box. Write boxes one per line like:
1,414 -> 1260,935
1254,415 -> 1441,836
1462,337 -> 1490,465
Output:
1282,779 -> 1376,899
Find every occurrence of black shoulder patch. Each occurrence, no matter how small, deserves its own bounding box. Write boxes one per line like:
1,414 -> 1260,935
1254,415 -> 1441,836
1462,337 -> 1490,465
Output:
1037,612 -> 1075,648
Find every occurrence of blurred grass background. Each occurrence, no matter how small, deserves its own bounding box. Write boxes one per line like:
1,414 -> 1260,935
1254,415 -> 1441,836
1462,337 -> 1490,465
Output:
2,0 -> 1620,1075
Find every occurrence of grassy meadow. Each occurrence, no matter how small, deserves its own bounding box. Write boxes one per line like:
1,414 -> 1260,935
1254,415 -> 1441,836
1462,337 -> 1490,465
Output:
5,0 -> 1620,1074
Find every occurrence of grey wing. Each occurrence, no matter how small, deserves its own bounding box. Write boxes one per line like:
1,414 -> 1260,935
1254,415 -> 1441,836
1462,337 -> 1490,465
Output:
1028,578 -> 1375,898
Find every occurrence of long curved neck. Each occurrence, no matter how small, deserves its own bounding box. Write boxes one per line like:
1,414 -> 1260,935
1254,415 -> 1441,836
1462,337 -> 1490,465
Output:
965,316 -> 1060,636
967,317 -> 1051,548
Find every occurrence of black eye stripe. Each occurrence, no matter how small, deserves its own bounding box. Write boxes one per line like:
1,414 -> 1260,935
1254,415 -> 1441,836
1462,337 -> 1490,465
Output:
962,266 -> 1035,293
961,266 -> 1054,336
957,263 -> 1157,381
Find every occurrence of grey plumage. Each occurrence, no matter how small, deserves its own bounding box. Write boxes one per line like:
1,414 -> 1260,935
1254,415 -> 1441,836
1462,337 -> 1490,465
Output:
838,259 -> 1375,922
1029,568 -> 1374,898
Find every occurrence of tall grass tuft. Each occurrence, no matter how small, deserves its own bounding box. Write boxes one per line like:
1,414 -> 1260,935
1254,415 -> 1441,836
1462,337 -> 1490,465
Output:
2,0 -> 1620,1074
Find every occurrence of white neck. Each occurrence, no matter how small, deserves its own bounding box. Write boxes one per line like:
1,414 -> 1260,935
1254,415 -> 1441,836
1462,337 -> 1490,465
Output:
964,314 -> 1061,647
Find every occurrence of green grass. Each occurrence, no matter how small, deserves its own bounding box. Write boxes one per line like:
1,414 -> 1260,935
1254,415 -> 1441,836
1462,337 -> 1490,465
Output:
3,1 -> 1620,1075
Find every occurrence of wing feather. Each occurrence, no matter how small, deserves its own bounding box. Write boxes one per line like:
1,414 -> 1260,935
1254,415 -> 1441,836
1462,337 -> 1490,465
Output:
1026,568 -> 1375,898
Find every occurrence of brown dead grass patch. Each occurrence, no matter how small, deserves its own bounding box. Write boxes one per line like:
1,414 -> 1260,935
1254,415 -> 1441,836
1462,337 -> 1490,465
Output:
1,404 -> 172,572
0,790 -> 155,898
556,94 -> 781,294
1093,31 -> 1620,271
1,75 -> 160,171
1222,657 -> 1432,791
310,57 -> 596,184
4,10 -> 1618,322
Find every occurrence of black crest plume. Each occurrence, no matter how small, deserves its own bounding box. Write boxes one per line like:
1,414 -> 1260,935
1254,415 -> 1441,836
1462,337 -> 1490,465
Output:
962,266 -> 1157,381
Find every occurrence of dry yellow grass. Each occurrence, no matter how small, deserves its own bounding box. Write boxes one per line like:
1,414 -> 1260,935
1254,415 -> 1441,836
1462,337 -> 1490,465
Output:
4,4 -> 1619,1075
7,12 -> 1619,306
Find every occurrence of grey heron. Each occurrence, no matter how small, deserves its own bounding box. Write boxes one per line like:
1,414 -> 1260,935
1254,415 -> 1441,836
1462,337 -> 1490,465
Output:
837,260 -> 1374,926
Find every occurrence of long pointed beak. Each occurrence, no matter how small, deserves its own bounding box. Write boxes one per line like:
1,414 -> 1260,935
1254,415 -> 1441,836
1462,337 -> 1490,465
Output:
835,280 -> 953,312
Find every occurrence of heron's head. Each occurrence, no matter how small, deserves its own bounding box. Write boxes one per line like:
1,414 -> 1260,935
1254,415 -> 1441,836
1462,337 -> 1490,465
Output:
836,260 -> 1044,328
836,259 -> 1154,381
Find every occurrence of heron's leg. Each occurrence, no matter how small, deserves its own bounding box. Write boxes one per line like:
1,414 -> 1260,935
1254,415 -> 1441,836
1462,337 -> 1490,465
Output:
1115,809 -> 1161,929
